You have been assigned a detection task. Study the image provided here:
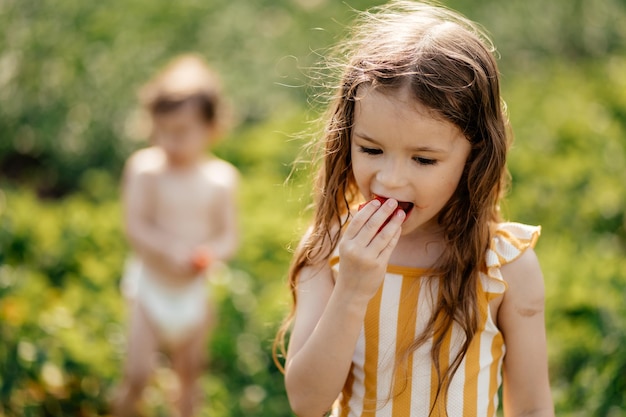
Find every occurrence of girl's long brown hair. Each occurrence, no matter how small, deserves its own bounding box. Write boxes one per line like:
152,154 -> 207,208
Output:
275,1 -> 510,412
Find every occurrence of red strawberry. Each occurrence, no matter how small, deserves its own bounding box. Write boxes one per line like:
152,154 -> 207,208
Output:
358,195 -> 388,211
358,196 -> 414,215
191,248 -> 212,271
357,196 -> 414,231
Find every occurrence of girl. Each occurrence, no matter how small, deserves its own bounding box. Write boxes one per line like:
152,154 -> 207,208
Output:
275,2 -> 554,417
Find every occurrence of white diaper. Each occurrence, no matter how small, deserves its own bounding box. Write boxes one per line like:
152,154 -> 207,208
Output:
122,257 -> 209,344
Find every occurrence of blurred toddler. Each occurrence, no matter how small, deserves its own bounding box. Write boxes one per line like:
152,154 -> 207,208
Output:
113,54 -> 238,417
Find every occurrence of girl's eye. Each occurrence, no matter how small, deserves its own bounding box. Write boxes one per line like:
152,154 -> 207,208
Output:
359,146 -> 382,155
414,157 -> 437,165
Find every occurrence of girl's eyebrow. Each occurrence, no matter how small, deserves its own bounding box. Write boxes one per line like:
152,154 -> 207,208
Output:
354,131 -> 448,154
410,145 -> 448,154
353,131 -> 380,145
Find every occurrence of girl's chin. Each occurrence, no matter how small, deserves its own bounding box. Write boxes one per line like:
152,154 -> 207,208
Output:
399,216 -> 442,237
398,218 -> 417,236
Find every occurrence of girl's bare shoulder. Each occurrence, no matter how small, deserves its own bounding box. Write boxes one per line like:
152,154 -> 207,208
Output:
500,247 -> 545,316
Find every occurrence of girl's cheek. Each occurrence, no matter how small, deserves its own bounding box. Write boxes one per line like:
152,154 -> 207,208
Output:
351,160 -> 366,180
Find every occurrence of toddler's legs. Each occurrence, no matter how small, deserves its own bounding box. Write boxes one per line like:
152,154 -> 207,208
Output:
113,303 -> 159,417
170,309 -> 214,417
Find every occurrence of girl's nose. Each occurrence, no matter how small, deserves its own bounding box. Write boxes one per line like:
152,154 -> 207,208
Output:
375,159 -> 407,189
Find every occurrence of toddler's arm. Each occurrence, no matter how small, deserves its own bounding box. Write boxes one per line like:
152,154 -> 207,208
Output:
201,172 -> 239,263
122,155 -> 193,277
499,248 -> 555,417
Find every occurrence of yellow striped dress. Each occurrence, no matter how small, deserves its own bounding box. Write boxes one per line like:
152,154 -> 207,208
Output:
329,222 -> 541,417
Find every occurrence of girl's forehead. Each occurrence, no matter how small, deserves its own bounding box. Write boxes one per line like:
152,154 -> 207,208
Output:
355,84 -> 439,118
355,85 -> 446,126
353,85 -> 465,148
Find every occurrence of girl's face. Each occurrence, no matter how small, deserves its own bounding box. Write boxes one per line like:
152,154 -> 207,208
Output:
351,85 -> 471,237
151,103 -> 213,165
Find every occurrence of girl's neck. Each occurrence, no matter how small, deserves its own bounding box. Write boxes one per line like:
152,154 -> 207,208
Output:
390,227 -> 446,270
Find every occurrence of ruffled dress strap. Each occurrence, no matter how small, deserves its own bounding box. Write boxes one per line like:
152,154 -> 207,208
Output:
481,222 -> 541,297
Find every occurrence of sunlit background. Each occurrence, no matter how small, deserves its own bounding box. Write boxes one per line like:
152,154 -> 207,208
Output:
1,0 -> 625,416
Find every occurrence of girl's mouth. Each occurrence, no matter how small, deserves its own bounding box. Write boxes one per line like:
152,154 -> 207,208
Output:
396,200 -> 414,217
358,195 -> 415,219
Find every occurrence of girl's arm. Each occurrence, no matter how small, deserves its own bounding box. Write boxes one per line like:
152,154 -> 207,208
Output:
285,199 -> 404,417
285,260 -> 364,417
499,248 -> 555,417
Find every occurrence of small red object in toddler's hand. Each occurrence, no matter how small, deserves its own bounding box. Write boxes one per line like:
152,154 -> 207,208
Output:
191,249 -> 212,271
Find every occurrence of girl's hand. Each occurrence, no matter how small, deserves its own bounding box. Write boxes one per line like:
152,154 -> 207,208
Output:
336,198 -> 405,303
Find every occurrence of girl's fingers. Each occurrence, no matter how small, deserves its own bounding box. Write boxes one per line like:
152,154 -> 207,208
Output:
373,209 -> 404,257
343,198 -> 383,240
344,198 -> 400,242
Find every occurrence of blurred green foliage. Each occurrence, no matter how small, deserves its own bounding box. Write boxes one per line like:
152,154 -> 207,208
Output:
1,0 -> 626,416
0,111 -> 309,417
503,58 -> 626,416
